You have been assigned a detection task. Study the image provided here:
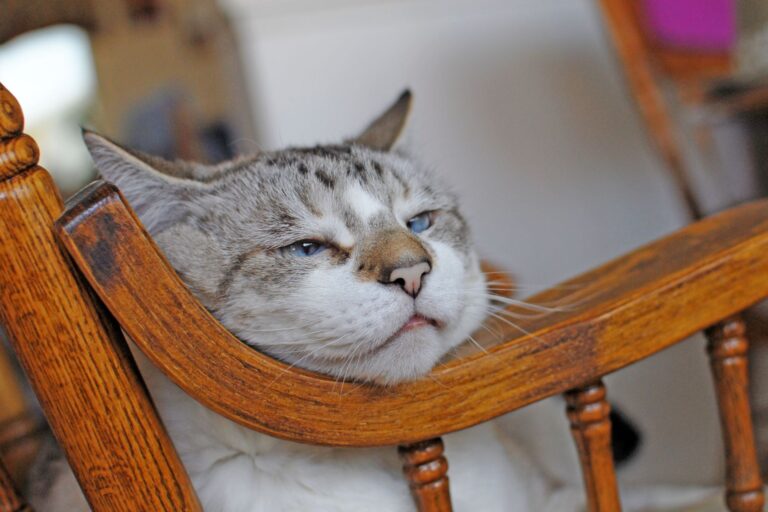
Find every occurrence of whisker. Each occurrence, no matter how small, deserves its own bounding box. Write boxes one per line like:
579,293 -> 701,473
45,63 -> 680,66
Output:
466,334 -> 490,355
484,294 -> 572,313
266,333 -> 353,389
474,321 -> 505,342
487,306 -> 550,320
426,372 -> 449,389
338,344 -> 373,396
485,311 -> 543,343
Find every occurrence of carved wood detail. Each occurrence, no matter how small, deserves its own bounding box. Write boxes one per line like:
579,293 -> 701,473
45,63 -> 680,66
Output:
565,381 -> 621,512
0,84 -> 24,139
398,438 -> 452,512
0,135 -> 39,179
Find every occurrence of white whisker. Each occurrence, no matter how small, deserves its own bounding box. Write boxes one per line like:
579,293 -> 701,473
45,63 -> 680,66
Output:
466,334 -> 490,355
485,311 -> 543,343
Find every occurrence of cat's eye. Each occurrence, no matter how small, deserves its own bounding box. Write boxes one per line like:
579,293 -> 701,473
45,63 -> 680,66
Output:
284,240 -> 327,257
406,212 -> 433,234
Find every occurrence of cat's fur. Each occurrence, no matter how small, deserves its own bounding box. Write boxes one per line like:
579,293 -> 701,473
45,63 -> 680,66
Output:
33,92 -> 555,511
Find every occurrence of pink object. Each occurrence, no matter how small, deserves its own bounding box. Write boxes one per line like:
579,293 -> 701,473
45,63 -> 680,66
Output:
641,0 -> 735,50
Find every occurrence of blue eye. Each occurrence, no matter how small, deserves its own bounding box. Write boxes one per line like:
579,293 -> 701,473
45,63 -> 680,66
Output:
407,212 -> 433,234
284,240 -> 327,257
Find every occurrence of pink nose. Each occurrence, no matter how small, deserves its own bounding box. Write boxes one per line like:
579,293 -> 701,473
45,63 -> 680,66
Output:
388,261 -> 431,297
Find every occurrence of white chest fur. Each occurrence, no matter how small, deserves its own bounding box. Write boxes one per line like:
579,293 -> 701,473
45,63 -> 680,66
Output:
136,351 -> 543,512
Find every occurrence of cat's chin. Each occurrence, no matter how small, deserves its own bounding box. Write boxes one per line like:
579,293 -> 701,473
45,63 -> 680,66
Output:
298,326 -> 458,386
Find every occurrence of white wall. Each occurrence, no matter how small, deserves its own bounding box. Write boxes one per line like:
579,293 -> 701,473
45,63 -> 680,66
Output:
222,0 -> 724,485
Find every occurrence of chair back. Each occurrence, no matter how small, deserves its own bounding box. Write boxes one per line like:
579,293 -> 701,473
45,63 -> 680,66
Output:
1,81 -> 766,512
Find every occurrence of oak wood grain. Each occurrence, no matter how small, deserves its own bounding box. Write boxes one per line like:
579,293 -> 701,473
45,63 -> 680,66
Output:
56,180 -> 768,446
706,317 -> 766,512
565,381 -> 621,512
398,439 -> 452,512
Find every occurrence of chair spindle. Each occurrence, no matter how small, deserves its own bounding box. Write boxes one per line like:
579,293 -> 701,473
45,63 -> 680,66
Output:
398,438 -> 452,512
705,316 -> 765,512
565,380 -> 622,512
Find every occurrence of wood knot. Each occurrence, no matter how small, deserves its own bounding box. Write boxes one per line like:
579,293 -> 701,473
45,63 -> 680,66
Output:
0,83 -> 24,138
0,134 -> 39,179
399,438 -> 448,487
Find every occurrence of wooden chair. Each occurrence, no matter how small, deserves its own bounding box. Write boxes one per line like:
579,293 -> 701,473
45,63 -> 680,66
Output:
599,0 -> 768,217
1,80 -> 767,512
597,0 -> 734,220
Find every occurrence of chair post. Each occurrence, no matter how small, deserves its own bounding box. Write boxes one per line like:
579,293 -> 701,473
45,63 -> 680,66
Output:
565,380 -> 622,512
705,316 -> 765,512
398,438 -> 453,512
0,82 -> 201,511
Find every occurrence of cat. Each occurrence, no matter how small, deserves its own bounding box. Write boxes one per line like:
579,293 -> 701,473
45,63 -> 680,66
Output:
31,91 -> 563,511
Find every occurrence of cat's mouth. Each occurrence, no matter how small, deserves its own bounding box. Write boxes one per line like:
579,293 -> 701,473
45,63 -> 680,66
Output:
369,314 -> 442,355
399,314 -> 440,333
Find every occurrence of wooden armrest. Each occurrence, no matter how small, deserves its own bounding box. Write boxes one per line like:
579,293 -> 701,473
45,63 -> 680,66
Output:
56,180 -> 768,447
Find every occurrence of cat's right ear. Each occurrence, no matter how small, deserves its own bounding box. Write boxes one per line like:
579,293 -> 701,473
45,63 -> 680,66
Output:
82,130 -> 202,234
351,89 -> 412,152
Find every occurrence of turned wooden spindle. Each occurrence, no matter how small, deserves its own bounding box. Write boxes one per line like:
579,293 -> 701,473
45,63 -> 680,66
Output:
565,380 -> 622,512
705,316 -> 765,512
0,455 -> 32,512
398,438 -> 453,512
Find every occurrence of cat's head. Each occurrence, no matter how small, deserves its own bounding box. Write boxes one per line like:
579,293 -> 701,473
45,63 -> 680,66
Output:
83,91 -> 488,385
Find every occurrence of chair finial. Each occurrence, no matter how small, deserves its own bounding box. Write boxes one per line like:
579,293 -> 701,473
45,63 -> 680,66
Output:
0,83 -> 39,180
0,83 -> 24,139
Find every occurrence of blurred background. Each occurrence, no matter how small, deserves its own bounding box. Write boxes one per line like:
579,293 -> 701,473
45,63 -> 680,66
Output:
2,0 -> 768,504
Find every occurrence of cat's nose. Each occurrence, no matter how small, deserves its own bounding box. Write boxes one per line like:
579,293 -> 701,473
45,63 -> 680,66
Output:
386,260 -> 431,298
357,229 -> 433,298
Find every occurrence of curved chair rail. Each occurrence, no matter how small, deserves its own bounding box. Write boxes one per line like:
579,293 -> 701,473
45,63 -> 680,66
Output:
56,180 -> 768,447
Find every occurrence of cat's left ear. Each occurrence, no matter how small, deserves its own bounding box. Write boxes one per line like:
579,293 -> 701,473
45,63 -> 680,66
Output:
82,130 -> 205,234
351,89 -> 412,152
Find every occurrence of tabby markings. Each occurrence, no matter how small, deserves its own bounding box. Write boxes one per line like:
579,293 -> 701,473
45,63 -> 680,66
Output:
345,183 -> 385,224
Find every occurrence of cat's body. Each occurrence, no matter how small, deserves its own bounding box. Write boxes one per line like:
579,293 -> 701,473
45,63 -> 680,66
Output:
127,353 -> 547,511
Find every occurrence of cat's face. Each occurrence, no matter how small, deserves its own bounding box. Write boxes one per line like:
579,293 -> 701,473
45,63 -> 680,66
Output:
84,92 -> 488,385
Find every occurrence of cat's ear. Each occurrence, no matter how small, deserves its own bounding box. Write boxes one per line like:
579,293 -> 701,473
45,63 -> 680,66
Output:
82,130 -> 202,234
352,89 -> 412,152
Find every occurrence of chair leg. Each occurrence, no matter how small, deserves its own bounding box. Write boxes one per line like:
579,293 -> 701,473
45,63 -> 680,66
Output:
706,316 -> 765,512
565,380 -> 622,512
398,438 -> 452,512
